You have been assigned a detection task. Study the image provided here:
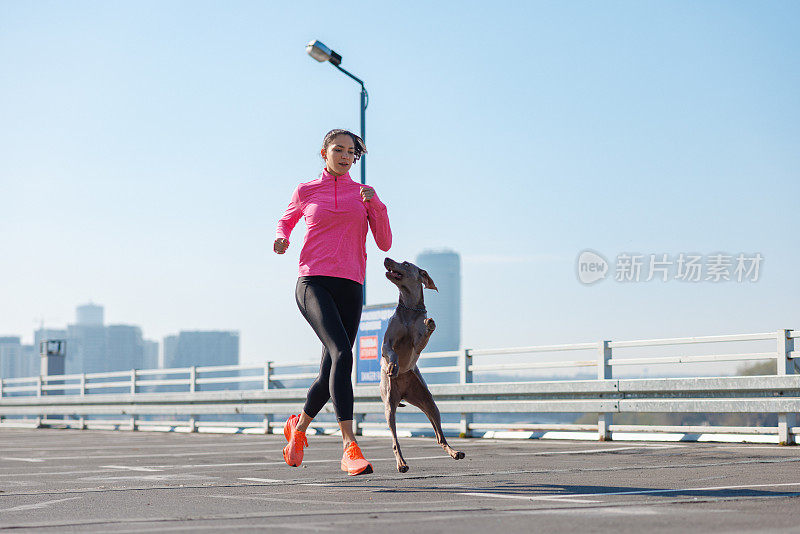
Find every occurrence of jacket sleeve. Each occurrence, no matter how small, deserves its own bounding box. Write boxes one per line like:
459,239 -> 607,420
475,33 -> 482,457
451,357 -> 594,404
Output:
276,186 -> 303,243
366,192 -> 392,252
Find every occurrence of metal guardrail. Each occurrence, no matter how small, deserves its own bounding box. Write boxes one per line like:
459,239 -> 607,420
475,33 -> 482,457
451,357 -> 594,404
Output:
1,329 -> 797,443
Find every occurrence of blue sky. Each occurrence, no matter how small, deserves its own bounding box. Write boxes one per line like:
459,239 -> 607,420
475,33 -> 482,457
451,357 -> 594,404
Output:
1,1 -> 798,365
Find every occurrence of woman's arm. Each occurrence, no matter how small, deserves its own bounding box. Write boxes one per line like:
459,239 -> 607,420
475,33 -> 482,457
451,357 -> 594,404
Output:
275,186 -> 303,254
362,187 -> 392,252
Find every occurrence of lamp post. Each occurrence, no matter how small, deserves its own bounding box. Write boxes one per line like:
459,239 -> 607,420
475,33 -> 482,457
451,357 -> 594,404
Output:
305,40 -> 369,186
307,39 -> 370,306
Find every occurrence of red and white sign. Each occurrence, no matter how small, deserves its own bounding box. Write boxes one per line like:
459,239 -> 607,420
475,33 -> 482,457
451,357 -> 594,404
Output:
359,335 -> 378,360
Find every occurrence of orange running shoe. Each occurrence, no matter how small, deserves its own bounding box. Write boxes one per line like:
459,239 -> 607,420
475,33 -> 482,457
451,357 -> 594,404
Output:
282,414 -> 307,467
341,442 -> 373,476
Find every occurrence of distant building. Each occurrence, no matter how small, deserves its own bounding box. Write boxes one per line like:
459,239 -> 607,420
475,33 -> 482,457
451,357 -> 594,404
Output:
143,340 -> 159,370
415,249 -> 461,352
163,335 -> 178,367
76,303 -> 104,326
67,323 -> 106,374
0,337 -> 23,379
34,328 -> 69,373
22,344 -> 37,377
163,331 -> 239,369
106,325 -> 144,372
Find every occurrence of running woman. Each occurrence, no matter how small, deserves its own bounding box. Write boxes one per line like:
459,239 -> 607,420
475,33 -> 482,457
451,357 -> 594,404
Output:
274,129 -> 392,475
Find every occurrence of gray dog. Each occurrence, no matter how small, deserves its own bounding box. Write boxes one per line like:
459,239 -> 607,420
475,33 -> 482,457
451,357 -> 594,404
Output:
381,257 -> 465,472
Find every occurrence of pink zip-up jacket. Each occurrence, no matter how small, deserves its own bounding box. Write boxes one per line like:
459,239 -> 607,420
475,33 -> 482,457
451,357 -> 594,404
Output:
276,169 -> 392,284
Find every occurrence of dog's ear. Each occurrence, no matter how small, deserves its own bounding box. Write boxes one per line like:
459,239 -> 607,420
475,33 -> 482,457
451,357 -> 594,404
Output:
420,269 -> 438,291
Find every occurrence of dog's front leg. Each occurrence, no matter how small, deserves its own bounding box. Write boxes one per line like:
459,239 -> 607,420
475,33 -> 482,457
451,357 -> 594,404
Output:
413,317 -> 436,354
381,328 -> 402,378
380,371 -> 409,473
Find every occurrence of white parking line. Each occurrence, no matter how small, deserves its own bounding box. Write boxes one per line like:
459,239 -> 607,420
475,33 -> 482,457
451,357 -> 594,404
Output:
80,474 -> 218,482
1,457 -> 44,462
461,492 -> 600,503
461,481 -> 800,502
554,481 -> 800,498
100,465 -> 165,472
204,494 -> 458,506
503,446 -> 674,456
25,449 -> 280,462
0,496 -> 83,513
239,477 -> 285,483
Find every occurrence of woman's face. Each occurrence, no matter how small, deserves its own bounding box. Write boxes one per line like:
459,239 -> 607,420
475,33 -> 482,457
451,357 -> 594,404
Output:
322,134 -> 355,176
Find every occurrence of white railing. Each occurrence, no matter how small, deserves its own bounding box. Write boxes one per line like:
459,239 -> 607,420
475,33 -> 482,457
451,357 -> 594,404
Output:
1,329 -> 797,443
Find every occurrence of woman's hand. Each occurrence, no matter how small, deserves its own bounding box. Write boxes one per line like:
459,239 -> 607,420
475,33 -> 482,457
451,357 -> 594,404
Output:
360,185 -> 375,202
273,238 -> 289,254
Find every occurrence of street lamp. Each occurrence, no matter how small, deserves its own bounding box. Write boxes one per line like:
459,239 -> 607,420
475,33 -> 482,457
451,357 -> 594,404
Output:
306,40 -> 369,186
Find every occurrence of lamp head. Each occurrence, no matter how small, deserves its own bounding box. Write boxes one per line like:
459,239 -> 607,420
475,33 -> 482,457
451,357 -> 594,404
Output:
306,40 -> 342,66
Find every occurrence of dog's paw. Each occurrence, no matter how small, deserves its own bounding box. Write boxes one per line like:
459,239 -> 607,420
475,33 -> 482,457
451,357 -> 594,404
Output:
424,318 -> 436,332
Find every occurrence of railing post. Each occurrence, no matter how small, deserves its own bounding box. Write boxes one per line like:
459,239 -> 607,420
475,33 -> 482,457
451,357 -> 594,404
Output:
79,374 -> 87,425
459,349 -> 473,438
263,413 -> 272,435
777,329 -> 796,446
35,375 -> 43,428
189,366 -> 197,393
598,340 -> 612,441
354,413 -> 365,436
189,366 -> 198,432
129,369 -> 138,431
263,361 -> 273,434
264,362 -> 272,391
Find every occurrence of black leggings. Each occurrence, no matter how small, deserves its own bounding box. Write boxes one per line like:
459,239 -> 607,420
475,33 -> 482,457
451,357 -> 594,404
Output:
295,276 -> 363,421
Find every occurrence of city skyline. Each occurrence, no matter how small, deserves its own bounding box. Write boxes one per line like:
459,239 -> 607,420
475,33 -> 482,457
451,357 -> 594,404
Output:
0,302 -> 240,378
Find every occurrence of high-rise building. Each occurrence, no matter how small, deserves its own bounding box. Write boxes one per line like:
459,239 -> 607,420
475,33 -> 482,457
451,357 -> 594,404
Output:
76,303 -> 104,326
106,325 -> 144,372
143,340 -> 159,370
67,304 -> 106,374
0,337 -> 23,379
21,344 -> 37,377
414,249 -> 461,352
67,323 -> 106,374
163,335 -> 178,368
163,331 -> 239,369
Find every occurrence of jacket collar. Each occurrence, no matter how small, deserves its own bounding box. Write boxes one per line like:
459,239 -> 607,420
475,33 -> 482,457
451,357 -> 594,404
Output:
321,168 -> 352,181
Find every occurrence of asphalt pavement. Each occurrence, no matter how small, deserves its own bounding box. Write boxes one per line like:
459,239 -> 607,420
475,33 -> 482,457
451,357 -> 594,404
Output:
1,428 -> 800,533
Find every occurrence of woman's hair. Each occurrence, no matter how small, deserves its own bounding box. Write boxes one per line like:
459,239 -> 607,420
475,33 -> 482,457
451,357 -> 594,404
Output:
321,129 -> 367,162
